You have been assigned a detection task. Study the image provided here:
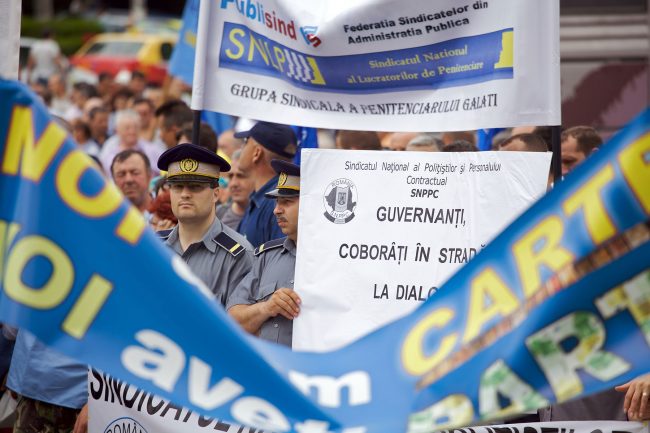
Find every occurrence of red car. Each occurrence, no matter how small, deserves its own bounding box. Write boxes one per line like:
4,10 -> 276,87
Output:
70,33 -> 176,85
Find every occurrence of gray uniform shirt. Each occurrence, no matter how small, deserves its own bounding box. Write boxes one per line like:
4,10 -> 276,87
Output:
164,218 -> 253,306
227,237 -> 296,347
216,204 -> 244,231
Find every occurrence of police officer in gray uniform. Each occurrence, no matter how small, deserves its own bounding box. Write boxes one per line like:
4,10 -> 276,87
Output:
227,160 -> 302,347
157,143 -> 253,306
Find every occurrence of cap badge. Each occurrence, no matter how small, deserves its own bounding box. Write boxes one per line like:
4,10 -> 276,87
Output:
180,158 -> 199,173
278,172 -> 288,187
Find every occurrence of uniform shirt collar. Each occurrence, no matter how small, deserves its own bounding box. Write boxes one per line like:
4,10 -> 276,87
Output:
164,226 -> 181,253
165,217 -> 223,254
283,237 -> 297,256
203,217 -> 223,253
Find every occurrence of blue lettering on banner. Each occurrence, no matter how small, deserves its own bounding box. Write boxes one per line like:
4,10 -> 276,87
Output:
0,78 -> 649,433
219,23 -> 514,94
219,0 -> 299,42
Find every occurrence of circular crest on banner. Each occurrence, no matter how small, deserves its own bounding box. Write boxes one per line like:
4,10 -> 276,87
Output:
323,178 -> 357,224
104,417 -> 148,433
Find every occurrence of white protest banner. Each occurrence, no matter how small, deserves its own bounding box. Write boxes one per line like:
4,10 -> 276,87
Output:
89,371 -> 649,433
89,370 -> 649,433
88,371 -> 258,433
418,421 -> 648,433
191,0 -> 560,131
293,150 -> 551,351
0,0 -> 21,80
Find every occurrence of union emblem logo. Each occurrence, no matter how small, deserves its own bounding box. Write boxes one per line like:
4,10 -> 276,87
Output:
180,158 -> 199,173
323,178 -> 357,224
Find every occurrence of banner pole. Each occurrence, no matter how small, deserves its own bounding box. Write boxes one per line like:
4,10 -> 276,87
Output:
647,0 -> 650,104
190,0 -> 211,112
552,125 -> 562,184
0,0 -> 22,79
189,0 -> 210,149
192,110 -> 202,147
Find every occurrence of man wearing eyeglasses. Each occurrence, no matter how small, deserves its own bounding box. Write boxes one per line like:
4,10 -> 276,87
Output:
157,143 -> 253,307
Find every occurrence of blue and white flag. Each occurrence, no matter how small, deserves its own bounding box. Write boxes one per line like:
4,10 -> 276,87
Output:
477,128 -> 506,151
168,0 -> 200,87
169,0 -> 234,135
291,125 -> 318,165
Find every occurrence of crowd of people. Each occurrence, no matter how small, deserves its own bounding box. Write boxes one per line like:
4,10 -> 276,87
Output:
0,44 -> 648,433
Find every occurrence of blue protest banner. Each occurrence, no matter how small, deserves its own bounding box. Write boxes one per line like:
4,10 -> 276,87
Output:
0,78 -> 649,433
218,24 -> 513,94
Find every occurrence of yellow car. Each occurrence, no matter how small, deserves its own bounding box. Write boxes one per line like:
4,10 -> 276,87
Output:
71,33 -> 177,85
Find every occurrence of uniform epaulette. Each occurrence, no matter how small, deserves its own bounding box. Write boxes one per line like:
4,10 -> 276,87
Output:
157,229 -> 173,240
254,238 -> 285,256
214,232 -> 246,257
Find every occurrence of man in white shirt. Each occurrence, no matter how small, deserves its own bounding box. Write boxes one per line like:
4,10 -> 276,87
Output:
27,30 -> 63,83
47,73 -> 71,118
99,110 -> 164,175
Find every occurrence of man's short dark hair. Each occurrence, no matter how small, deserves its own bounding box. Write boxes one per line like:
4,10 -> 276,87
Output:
561,126 -> 603,155
133,97 -> 155,111
499,133 -> 548,152
72,119 -> 92,140
73,82 -> 98,99
110,149 -> 151,178
442,131 -> 476,145
336,130 -> 382,150
110,87 -> 135,108
442,140 -> 478,152
155,99 -> 193,129
176,122 -> 218,153
89,106 -> 109,120
531,126 -> 554,151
